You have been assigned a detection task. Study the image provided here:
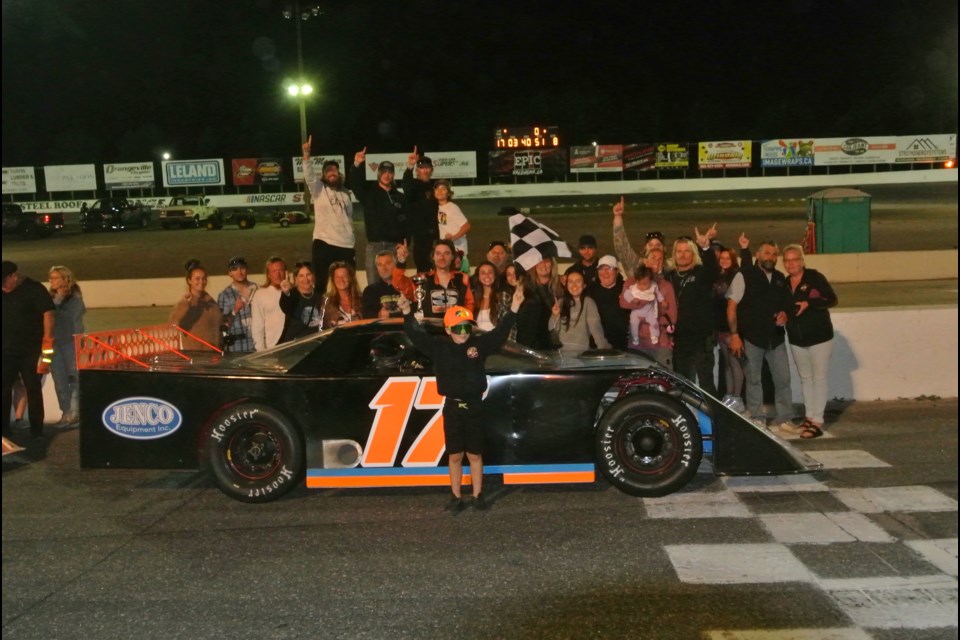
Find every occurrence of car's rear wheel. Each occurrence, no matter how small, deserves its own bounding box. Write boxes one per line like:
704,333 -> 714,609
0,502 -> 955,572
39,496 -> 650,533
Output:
238,214 -> 255,229
206,403 -> 304,503
206,217 -> 223,230
595,392 -> 702,497
279,219 -> 290,228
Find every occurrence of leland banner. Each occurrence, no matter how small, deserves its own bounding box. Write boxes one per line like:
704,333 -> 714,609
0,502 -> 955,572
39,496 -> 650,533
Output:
698,140 -> 752,169
162,159 -> 226,187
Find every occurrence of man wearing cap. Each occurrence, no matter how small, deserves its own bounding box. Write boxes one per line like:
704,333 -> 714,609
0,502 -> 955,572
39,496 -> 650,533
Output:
397,286 -> 525,512
302,135 -> 355,290
587,255 -> 630,350
486,240 -> 511,275
2,261 -> 55,440
350,147 -> 406,282
217,256 -> 259,353
402,146 -> 440,273
564,234 -> 600,286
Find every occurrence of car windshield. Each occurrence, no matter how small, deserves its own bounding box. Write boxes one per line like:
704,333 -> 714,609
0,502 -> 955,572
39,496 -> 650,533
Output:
232,319 -> 554,375
233,331 -> 330,372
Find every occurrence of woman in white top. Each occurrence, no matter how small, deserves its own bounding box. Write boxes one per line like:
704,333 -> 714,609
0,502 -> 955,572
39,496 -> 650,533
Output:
434,179 -> 470,259
549,271 -> 611,354
470,261 -> 502,332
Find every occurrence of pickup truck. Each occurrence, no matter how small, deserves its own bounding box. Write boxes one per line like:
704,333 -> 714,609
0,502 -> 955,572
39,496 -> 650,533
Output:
157,196 -> 218,229
80,198 -> 151,232
2,203 -> 64,238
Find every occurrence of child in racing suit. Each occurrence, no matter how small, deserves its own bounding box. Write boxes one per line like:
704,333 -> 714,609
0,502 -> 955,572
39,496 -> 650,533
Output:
398,286 -> 524,512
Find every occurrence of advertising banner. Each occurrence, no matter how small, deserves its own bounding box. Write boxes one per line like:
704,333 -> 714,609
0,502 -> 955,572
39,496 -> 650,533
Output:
698,140 -> 752,169
103,162 -> 156,189
2,166 -> 37,194
232,158 -> 283,186
760,139 -> 815,167
291,155 -> 347,182
488,149 -> 568,178
44,164 -> 97,192
894,134 -> 957,163
655,143 -> 689,169
569,145 -> 623,172
813,137 -> 897,166
161,159 -> 225,187
428,151 -> 477,179
569,146 -> 598,173
623,144 -> 656,171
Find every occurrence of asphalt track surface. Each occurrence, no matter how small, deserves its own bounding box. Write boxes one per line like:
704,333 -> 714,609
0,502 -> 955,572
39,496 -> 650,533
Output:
3,399 -> 957,639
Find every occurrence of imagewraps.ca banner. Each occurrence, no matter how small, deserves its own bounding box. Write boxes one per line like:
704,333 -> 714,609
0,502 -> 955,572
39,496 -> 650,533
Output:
760,139 -> 815,167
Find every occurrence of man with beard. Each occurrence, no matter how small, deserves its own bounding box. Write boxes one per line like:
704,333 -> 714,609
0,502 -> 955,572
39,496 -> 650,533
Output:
587,255 -> 629,350
667,226 -> 720,395
303,135 -> 355,287
726,240 -> 795,431
402,146 -> 440,273
350,147 -> 405,282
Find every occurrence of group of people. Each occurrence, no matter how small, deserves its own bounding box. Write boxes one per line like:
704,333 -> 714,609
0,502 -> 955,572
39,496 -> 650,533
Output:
2,260 -> 85,441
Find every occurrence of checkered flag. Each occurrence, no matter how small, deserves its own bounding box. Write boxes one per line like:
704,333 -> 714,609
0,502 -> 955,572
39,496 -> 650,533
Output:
509,213 -> 572,272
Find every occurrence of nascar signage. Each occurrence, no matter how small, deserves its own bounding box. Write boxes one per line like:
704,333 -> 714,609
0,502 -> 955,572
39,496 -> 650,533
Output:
162,159 -> 225,187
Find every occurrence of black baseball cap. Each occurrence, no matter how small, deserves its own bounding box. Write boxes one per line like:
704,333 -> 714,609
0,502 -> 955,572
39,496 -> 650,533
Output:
228,256 -> 248,269
645,231 -> 664,242
416,156 -> 433,168
579,234 -> 597,248
488,240 -> 507,251
377,160 -> 395,175
321,159 -> 340,171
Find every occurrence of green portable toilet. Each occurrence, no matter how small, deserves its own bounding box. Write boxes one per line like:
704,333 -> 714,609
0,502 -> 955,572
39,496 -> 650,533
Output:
806,187 -> 871,253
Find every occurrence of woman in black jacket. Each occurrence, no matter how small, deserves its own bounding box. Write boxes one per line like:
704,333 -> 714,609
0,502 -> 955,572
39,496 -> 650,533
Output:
278,262 -> 323,342
783,244 -> 838,438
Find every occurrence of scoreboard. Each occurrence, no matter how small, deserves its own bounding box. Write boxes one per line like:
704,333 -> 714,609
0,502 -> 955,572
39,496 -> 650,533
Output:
494,126 -> 559,149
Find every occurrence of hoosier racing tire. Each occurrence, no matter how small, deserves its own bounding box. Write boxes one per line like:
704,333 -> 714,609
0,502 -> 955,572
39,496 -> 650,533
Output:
206,403 -> 305,503
595,392 -> 702,497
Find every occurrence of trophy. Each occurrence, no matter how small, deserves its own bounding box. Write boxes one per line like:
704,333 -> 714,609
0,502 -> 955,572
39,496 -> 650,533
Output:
411,275 -> 427,322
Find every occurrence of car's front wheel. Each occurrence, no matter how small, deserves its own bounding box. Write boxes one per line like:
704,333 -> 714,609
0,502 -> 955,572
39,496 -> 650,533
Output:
206,403 -> 304,503
595,392 -> 702,497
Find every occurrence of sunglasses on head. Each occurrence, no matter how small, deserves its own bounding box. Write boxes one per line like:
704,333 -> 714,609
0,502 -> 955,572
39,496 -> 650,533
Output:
646,232 -> 664,241
450,323 -> 473,335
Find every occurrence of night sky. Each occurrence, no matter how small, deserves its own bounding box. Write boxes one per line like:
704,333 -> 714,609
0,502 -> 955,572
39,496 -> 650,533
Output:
2,0 -> 957,167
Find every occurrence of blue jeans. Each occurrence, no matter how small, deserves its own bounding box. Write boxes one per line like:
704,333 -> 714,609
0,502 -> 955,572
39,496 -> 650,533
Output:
743,340 -> 793,423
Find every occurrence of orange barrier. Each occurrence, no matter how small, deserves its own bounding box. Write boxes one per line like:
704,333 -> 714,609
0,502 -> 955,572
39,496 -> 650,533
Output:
75,324 -> 221,370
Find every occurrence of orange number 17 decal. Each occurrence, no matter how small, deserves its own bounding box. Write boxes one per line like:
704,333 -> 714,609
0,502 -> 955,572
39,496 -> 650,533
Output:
361,377 -> 448,468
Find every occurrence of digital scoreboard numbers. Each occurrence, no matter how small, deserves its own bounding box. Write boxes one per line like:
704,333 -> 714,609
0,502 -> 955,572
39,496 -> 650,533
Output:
495,126 -> 559,149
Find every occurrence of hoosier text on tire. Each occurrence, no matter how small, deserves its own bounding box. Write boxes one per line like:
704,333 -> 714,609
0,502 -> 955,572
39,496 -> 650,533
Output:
206,402 -> 305,503
595,392 -> 703,497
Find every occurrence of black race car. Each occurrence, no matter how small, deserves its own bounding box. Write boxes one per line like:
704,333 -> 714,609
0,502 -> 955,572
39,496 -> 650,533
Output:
77,320 -> 820,503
